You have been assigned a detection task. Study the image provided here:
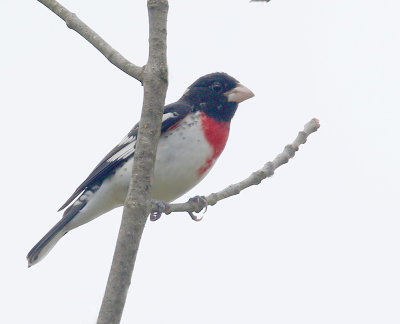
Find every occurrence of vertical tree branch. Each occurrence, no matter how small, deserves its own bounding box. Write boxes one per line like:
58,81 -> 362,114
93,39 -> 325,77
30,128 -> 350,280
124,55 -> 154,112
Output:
96,1 -> 168,323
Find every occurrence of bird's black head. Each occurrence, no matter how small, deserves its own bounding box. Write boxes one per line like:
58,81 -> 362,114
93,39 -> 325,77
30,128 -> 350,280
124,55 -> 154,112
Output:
180,72 -> 254,122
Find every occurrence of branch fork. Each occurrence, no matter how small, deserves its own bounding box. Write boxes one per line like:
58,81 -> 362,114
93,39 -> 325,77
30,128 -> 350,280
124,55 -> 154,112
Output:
35,1 -> 319,323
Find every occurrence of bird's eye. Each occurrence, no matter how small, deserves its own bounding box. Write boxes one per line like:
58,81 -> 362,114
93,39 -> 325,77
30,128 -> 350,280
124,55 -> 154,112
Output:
211,82 -> 223,93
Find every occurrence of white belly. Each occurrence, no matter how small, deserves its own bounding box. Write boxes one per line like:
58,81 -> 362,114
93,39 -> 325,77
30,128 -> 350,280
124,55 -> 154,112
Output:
152,112 -> 213,202
67,112 -> 214,230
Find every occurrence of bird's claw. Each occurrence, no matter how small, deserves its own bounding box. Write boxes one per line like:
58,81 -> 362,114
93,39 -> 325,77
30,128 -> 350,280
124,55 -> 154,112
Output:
188,196 -> 208,222
150,200 -> 170,221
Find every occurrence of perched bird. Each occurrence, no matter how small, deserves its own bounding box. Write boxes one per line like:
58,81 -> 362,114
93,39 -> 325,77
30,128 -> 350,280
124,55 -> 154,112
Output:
27,72 -> 254,266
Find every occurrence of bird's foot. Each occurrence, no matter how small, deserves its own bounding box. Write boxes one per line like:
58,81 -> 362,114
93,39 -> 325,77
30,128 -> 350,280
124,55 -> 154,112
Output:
150,199 -> 171,221
188,195 -> 208,222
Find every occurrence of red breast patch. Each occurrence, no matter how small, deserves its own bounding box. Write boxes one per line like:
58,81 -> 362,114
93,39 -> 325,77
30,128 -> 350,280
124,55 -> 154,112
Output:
198,113 -> 230,177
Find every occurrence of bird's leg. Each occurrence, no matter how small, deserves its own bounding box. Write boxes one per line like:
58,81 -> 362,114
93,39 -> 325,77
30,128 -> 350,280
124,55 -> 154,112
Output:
150,199 -> 171,221
188,195 -> 208,222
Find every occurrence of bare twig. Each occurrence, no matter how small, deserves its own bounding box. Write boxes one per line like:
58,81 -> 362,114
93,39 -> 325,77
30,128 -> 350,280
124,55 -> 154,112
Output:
37,0 -> 144,81
96,1 -> 168,323
153,118 -> 320,215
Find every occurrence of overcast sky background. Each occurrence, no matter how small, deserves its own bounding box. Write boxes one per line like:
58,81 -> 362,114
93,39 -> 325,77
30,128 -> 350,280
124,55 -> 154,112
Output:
1,0 -> 400,323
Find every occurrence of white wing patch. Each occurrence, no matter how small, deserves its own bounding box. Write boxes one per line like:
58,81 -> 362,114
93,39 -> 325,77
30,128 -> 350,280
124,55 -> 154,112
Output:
162,112 -> 179,122
182,88 -> 190,96
106,143 -> 135,162
119,134 -> 134,145
106,110 -> 180,164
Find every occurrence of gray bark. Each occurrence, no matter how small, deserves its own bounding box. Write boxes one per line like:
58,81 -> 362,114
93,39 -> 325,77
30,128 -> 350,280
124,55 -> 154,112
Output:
96,1 -> 168,323
35,1 -> 320,323
152,119 -> 321,217
37,0 -> 144,81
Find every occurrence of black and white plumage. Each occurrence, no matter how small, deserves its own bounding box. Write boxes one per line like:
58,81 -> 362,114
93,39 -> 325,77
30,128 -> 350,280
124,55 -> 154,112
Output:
27,72 -> 254,266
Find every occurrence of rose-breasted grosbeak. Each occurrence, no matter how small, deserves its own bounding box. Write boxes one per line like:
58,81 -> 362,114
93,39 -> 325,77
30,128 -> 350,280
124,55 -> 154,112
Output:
27,72 -> 254,266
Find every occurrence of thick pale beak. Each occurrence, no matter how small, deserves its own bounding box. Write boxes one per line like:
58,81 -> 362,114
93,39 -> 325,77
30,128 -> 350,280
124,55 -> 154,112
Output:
224,83 -> 255,103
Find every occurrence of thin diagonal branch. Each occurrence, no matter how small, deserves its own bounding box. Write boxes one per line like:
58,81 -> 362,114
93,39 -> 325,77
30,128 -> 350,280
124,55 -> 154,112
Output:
153,118 -> 320,215
37,0 -> 144,81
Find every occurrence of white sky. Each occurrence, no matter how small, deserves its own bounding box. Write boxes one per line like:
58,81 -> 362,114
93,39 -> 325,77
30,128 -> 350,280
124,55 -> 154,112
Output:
1,0 -> 400,323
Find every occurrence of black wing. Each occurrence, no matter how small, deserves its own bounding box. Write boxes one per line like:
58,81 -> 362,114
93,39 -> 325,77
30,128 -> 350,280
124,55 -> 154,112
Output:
58,101 -> 192,211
